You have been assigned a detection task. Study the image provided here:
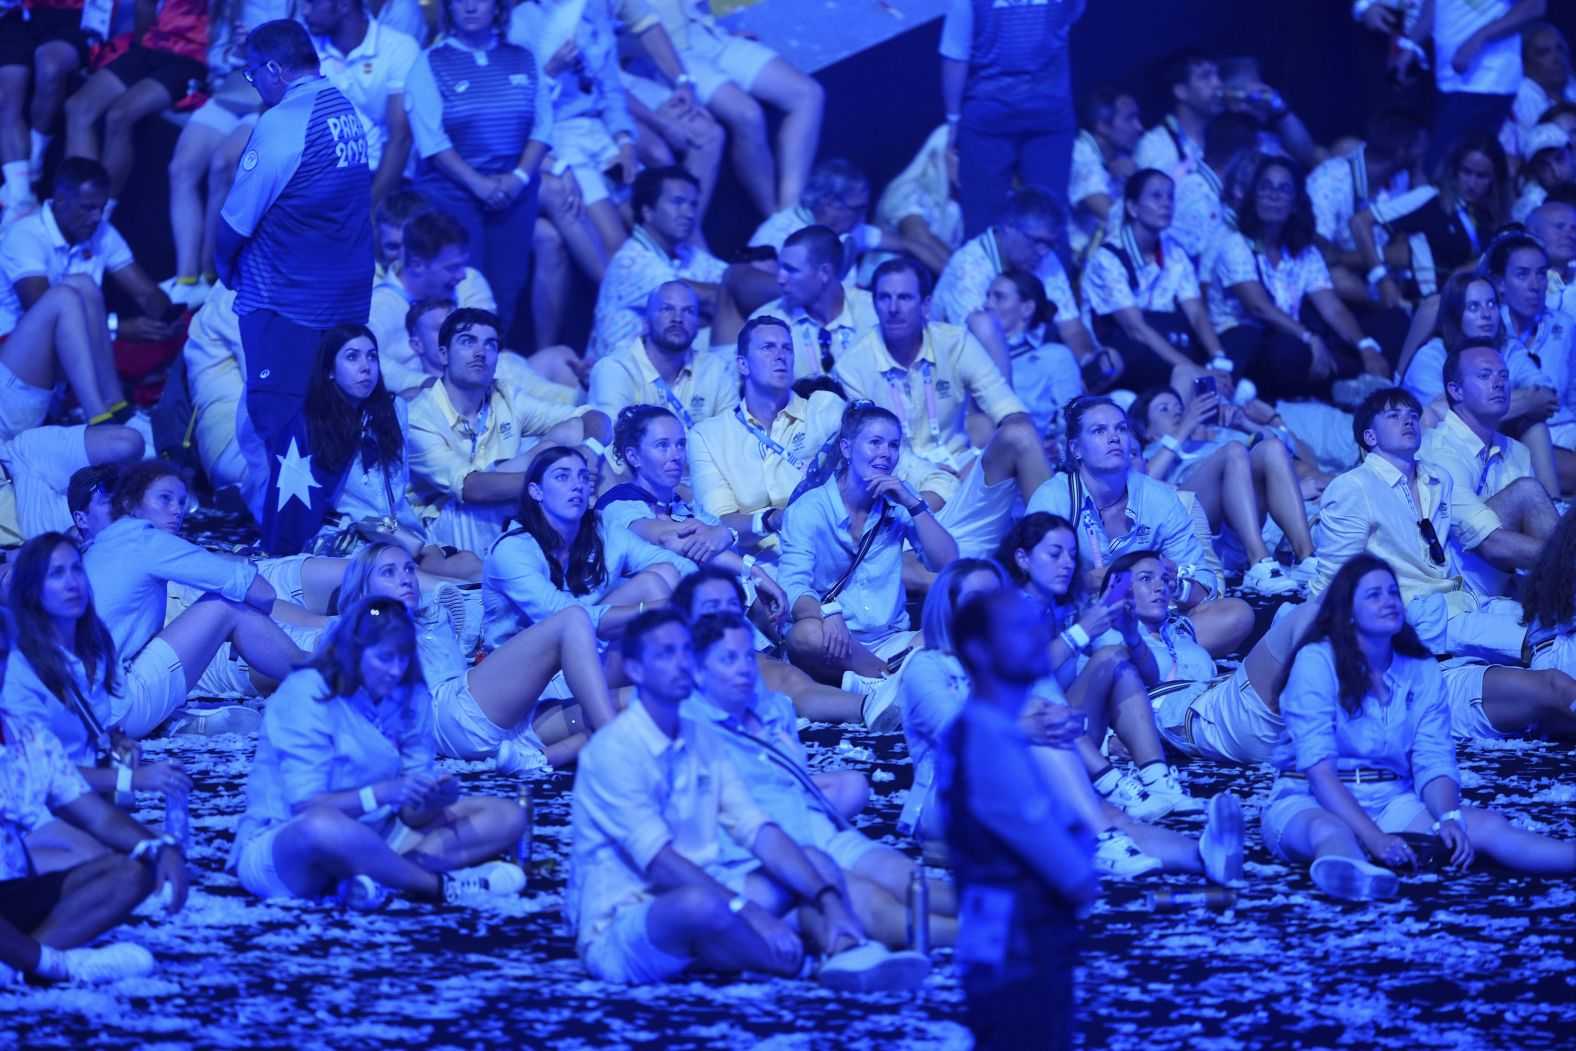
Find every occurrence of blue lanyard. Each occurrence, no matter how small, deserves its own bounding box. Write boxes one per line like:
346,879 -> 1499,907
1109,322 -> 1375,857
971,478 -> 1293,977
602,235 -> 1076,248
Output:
654,375 -> 694,427
1457,205 -> 1480,254
1475,446 -> 1499,495
735,407 -> 807,472
462,398 -> 491,463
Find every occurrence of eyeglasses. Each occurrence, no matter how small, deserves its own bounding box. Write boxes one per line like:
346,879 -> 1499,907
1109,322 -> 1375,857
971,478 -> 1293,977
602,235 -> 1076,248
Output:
1417,517 -> 1447,566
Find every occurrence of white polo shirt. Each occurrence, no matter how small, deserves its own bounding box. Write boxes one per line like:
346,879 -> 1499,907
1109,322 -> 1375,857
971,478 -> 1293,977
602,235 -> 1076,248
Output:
1420,409 -> 1535,597
311,17 -> 421,169
748,287 -> 879,380
689,389 -> 845,520
0,201 -> 134,336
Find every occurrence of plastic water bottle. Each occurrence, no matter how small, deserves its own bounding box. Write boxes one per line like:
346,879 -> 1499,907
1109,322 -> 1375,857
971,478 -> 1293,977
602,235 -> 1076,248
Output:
907,869 -> 931,953
514,783 -> 534,874
111,743 -> 137,811
1146,887 -> 1237,911
165,789 -> 191,855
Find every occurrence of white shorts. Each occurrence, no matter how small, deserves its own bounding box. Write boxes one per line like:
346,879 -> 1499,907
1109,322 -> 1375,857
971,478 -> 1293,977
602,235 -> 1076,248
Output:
0,359 -> 54,441
256,553 -> 309,605
1260,776 -> 1429,862
551,116 -> 621,207
431,673 -> 511,759
1548,420 -> 1576,451
1441,658 -> 1529,741
185,97 -> 259,136
821,822 -> 882,872
1274,400 -> 1358,475
118,637 -> 189,738
852,628 -> 922,664
192,360 -> 247,491
581,898 -> 694,984
1531,633 -> 1576,678
1154,665 -> 1282,765
678,25 -> 778,103
937,459 -> 1019,560
0,423 -> 90,538
235,822 -> 295,899
1405,592 -> 1526,662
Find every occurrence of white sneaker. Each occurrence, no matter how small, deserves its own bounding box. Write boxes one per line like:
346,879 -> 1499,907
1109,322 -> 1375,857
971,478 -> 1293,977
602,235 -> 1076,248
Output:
495,728 -> 550,774
1138,764 -> 1205,815
1283,555 -> 1320,584
1094,768 -> 1173,822
124,409 -> 155,458
443,860 -> 526,903
61,943 -> 156,984
816,941 -> 930,993
1199,793 -> 1244,885
1241,558 -> 1300,596
171,703 -> 261,737
1094,828 -> 1163,879
840,670 -> 900,732
1310,855 -> 1399,901
433,581 -> 482,657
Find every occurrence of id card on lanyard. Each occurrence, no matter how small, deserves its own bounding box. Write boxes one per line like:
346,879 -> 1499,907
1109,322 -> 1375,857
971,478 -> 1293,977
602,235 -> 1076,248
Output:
735,407 -> 807,472
883,361 -> 942,442
655,375 -> 695,427
80,0 -> 114,41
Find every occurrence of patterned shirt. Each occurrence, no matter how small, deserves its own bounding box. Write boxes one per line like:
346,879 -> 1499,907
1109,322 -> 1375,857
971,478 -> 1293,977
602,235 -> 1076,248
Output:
932,227 -> 1078,327
588,227 -> 726,360
0,716 -> 92,881
1207,231 -> 1333,334
1080,230 -> 1201,318
1068,130 -> 1121,255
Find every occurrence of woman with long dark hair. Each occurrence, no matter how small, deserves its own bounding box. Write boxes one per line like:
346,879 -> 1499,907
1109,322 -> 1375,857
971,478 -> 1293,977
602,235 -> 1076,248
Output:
1209,154 -> 1388,400
1264,554 -> 1576,901
979,269 -> 1083,443
229,598 -> 526,907
482,444 -> 690,659
303,324 -> 479,581
341,542 -> 615,769
1354,133 -> 1510,308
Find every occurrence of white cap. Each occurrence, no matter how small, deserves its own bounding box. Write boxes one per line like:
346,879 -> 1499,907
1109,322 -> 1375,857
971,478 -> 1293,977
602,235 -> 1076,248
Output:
1524,123 -> 1571,161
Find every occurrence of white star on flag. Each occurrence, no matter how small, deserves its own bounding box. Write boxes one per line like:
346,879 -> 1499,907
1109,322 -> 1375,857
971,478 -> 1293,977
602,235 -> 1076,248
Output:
275,438 -> 322,512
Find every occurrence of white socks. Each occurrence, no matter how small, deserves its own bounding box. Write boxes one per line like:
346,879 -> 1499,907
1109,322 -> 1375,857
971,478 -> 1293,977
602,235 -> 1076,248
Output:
2,161 -> 32,205
29,129 -> 50,173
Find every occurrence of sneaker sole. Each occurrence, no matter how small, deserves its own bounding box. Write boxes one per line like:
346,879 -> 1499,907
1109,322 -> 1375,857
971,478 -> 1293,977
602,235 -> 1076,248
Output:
1201,795 -> 1244,885
172,706 -> 262,737
817,952 -> 931,993
1310,856 -> 1399,901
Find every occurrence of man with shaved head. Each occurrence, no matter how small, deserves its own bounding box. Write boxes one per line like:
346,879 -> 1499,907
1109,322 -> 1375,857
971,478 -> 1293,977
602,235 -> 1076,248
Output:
1528,199 -> 1576,314
588,280 -> 740,426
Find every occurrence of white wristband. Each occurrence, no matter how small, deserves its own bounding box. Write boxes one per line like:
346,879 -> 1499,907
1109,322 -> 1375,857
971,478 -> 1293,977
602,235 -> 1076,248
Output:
107,312 -> 119,340
740,553 -> 758,577
511,167 -> 532,187
1430,809 -> 1463,834
1366,264 -> 1389,285
1159,434 -> 1183,453
116,762 -> 134,797
1063,623 -> 1092,651
675,73 -> 694,86
1357,337 -> 1382,354
819,600 -> 843,618
583,436 -> 607,460
359,785 -> 380,815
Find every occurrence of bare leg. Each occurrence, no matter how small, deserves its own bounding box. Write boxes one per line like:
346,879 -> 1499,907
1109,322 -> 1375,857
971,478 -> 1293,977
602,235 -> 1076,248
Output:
1251,438 -> 1314,559
645,883 -> 801,976
0,280 -> 116,419
707,81 -> 777,216
1186,442 -> 1270,562
99,78 -> 174,196
977,415 -> 1053,500
1191,597 -> 1256,658
168,122 -> 225,281
82,423 -> 145,464
0,65 -> 29,164
531,215 -> 570,348
267,806 -> 443,899
297,556 -> 349,614
1275,806 -> 1366,865
63,68 -> 127,161
404,796 -> 526,872
1484,475 -> 1559,539
31,854 -> 153,948
160,593 -> 306,690
1516,420 -> 1561,499
585,198 -> 628,260
203,122 -> 250,277
1401,806 -> 1576,875
1112,810 -> 1206,875
787,617 -> 888,681
23,819 -> 110,876
59,275 -> 122,405
748,58 -> 824,208
1479,665 -> 1576,735
469,605 -> 616,730
28,42 -> 81,149
759,654 -> 863,722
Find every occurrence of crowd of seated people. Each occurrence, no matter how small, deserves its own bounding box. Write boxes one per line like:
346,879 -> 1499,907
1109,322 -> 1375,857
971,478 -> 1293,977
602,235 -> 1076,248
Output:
3,1 -> 1576,1016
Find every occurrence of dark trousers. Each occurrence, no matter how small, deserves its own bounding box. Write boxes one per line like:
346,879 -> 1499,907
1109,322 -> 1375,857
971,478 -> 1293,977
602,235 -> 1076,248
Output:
1094,309 -> 1203,392
962,923 -> 1078,1051
416,170 -> 539,343
237,309 -> 345,554
957,113 -> 1076,257
1219,323 -> 1361,402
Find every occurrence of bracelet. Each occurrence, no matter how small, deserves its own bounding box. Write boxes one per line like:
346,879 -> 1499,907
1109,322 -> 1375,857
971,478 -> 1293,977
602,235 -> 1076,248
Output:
1357,337 -> 1382,354
116,762 -> 134,797
107,311 -> 119,340
1158,434 -> 1183,453
819,600 -> 843,618
751,508 -> 768,535
638,600 -> 646,614
583,436 -> 607,460
1366,264 -> 1389,286
1063,623 -> 1092,651
511,167 -> 532,187
906,501 -> 931,517
548,157 -> 570,177
675,73 -> 695,87
130,835 -> 177,862
1298,329 -> 1314,346
359,785 -> 379,815
740,553 -> 758,577
1430,809 -> 1463,835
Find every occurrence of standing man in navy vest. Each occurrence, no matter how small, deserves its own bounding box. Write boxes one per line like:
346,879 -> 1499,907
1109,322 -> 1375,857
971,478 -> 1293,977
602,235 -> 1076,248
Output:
939,0 -> 1086,261
215,19 -> 374,554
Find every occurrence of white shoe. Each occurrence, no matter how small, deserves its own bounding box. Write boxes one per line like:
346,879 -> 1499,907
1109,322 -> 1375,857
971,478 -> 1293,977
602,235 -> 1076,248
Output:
1310,855 -> 1399,901
1094,828 -> 1163,879
841,670 -> 901,732
1283,555 -> 1320,584
1138,764 -> 1205,815
495,728 -> 549,774
1199,793 -> 1244,885
1241,558 -> 1299,596
443,860 -> 526,903
433,581 -> 482,657
61,943 -> 156,984
171,703 -> 261,737
816,941 -> 930,993
1094,768 -> 1172,822
336,874 -> 389,911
